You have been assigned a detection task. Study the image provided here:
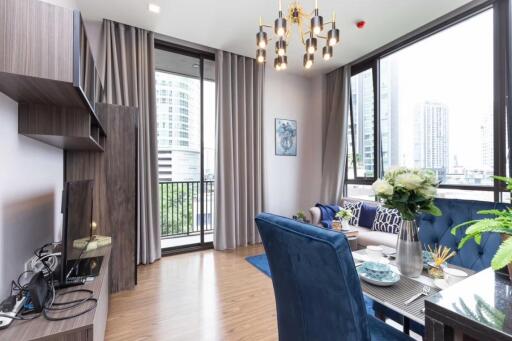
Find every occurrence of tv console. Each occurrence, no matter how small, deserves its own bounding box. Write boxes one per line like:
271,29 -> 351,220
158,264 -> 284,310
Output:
0,246 -> 111,341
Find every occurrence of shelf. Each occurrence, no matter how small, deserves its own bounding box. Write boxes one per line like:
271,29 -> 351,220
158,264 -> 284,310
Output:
18,103 -> 106,152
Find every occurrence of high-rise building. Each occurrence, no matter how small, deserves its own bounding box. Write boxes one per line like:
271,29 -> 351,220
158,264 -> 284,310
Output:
350,70 -> 375,177
414,102 -> 449,180
379,58 -> 400,170
156,72 -> 201,181
349,60 -> 399,178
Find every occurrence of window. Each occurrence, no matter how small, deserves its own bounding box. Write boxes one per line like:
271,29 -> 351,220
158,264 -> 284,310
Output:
380,10 -> 493,187
348,68 -> 375,180
346,7 -> 510,201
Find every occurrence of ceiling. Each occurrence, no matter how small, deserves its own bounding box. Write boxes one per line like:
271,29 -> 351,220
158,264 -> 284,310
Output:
77,0 -> 472,76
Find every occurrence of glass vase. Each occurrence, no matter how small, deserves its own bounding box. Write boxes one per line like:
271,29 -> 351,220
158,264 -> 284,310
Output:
396,219 -> 423,277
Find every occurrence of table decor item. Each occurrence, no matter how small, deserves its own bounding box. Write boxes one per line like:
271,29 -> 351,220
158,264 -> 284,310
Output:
335,208 -> 353,230
426,245 -> 455,278
443,267 -> 468,285
427,262 -> 445,279
366,245 -> 384,260
422,250 -> 434,269
451,176 -> 512,282
372,167 -> 441,277
357,262 -> 400,287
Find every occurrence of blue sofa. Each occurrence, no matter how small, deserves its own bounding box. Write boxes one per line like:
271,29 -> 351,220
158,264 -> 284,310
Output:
376,197 -> 509,335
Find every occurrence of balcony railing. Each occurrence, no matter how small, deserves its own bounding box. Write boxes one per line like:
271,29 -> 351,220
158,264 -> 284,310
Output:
160,181 -> 215,238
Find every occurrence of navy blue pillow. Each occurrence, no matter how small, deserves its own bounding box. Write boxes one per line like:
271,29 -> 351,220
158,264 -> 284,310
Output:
358,202 -> 378,228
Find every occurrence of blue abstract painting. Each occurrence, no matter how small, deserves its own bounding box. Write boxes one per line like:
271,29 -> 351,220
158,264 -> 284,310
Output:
275,119 -> 297,156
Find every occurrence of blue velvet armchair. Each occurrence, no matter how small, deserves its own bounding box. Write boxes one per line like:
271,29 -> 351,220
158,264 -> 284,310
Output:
255,213 -> 412,341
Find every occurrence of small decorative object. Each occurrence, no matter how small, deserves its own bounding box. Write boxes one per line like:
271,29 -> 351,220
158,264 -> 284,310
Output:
452,176 -> 512,282
426,245 -> 455,279
293,210 -> 308,223
335,208 -> 353,230
372,167 -> 442,277
275,119 -> 297,156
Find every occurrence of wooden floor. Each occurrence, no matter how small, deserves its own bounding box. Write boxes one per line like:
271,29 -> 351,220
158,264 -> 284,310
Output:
105,245 -> 278,341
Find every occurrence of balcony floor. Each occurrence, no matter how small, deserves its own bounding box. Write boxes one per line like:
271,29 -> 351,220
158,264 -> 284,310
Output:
161,232 -> 214,249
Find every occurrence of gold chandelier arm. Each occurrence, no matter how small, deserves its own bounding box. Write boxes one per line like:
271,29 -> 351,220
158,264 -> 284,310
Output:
299,24 -> 306,46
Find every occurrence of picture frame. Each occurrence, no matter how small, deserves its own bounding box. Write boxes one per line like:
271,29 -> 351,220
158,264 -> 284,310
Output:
275,118 -> 297,156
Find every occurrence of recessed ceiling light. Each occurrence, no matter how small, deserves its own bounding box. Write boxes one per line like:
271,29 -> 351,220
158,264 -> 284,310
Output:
148,3 -> 160,14
192,64 -> 199,68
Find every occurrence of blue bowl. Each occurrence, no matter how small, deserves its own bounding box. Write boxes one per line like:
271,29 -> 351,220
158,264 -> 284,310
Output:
422,250 -> 434,269
361,262 -> 392,280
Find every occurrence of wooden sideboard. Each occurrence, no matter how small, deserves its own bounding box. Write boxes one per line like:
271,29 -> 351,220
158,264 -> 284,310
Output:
0,246 -> 111,341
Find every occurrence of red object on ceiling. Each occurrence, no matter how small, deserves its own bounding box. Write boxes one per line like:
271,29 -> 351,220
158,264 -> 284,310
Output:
356,21 -> 366,29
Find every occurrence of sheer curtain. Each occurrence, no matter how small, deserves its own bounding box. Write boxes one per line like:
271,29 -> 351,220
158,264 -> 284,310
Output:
101,20 -> 161,264
214,51 -> 265,250
320,66 -> 351,205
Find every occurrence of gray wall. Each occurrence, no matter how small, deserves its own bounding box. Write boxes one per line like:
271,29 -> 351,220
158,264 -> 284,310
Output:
0,93 -> 63,297
263,67 -> 324,218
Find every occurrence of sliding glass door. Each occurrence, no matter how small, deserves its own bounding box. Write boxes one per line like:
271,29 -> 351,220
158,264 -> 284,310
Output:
154,42 -> 215,253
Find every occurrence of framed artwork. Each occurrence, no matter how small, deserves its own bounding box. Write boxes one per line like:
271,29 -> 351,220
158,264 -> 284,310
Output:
275,118 -> 297,156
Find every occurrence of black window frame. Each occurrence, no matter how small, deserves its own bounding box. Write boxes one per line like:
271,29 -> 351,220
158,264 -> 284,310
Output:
345,0 -> 512,202
154,40 -> 216,255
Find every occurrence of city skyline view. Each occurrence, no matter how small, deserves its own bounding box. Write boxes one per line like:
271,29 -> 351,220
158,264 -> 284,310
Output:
156,71 -> 215,182
349,9 -> 494,187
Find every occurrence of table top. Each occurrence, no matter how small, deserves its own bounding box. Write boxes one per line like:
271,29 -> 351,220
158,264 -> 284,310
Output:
425,267 -> 512,339
353,248 -> 475,326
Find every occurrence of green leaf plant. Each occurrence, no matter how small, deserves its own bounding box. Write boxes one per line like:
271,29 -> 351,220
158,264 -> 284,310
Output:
451,176 -> 512,271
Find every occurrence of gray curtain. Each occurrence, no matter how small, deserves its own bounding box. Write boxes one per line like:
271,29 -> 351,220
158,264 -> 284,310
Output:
214,51 -> 264,250
320,66 -> 351,205
101,20 -> 161,264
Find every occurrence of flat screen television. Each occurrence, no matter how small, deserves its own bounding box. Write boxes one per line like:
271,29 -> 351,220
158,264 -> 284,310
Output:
60,180 -> 101,285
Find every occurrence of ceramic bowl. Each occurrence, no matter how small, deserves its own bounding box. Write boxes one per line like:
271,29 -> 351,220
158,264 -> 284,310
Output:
362,261 -> 392,280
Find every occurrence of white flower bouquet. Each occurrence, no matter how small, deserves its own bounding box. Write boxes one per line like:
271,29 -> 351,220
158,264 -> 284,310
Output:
335,208 -> 353,221
372,167 -> 442,221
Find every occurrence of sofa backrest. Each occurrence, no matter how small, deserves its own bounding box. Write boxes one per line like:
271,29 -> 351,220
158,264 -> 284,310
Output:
418,198 -> 509,271
255,213 -> 371,341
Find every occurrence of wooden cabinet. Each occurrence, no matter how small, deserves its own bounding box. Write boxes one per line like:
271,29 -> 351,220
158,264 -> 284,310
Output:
0,0 -> 106,150
66,104 -> 138,292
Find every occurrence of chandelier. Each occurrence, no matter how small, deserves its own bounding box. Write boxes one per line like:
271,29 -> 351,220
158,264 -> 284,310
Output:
255,0 -> 340,70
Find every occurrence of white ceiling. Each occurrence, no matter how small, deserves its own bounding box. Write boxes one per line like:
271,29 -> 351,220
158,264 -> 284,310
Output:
76,0 -> 472,76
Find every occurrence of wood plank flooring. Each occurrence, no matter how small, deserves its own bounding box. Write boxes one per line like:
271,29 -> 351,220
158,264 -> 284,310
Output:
105,245 -> 278,341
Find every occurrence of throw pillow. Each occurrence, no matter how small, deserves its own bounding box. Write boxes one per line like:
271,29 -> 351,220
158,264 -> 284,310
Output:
358,202 -> 378,228
342,201 -> 362,226
371,206 -> 402,234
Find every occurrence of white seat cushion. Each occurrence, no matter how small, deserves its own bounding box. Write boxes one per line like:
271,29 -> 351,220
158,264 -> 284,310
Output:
354,226 -> 397,249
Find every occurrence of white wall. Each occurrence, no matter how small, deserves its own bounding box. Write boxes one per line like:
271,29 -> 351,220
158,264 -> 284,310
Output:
263,68 -> 324,218
0,93 -> 63,297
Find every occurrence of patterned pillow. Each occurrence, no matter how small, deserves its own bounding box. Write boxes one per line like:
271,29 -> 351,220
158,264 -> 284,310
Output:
342,201 -> 362,226
371,207 -> 402,234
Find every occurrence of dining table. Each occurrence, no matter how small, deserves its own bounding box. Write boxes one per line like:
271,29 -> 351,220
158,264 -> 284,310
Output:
352,247 -> 475,336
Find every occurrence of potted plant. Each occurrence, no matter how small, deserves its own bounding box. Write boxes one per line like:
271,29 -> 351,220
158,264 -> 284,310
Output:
294,211 -> 308,223
372,167 -> 442,277
335,209 -> 353,230
451,176 -> 512,281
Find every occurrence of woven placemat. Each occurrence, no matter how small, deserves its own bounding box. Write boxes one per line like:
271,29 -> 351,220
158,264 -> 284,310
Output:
361,274 -> 440,324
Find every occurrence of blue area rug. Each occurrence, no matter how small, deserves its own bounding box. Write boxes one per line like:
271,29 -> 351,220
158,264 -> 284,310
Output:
245,253 -> 375,315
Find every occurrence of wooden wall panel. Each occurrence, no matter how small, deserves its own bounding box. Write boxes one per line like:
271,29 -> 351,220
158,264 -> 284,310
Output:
66,104 -> 137,292
0,0 -> 74,82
